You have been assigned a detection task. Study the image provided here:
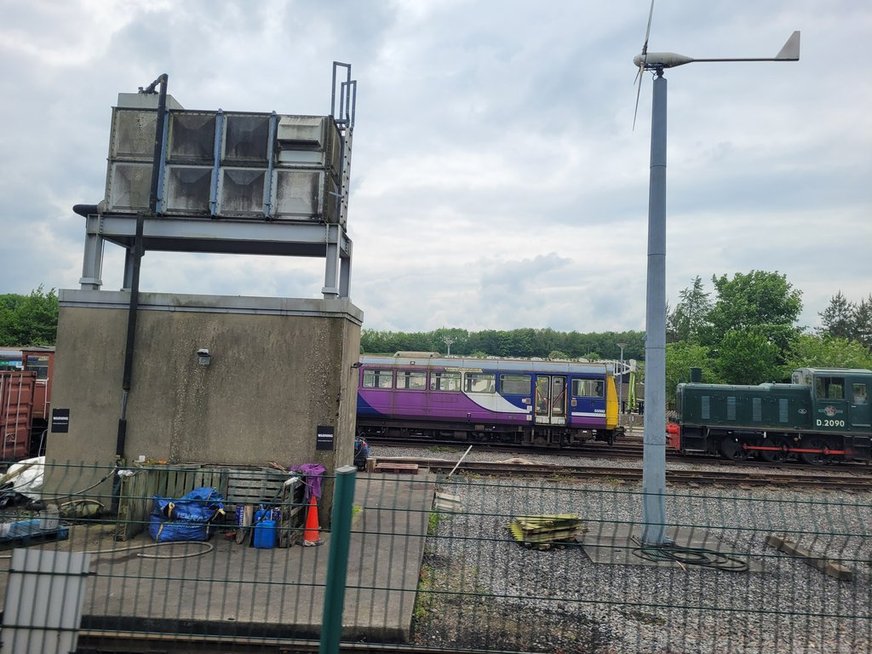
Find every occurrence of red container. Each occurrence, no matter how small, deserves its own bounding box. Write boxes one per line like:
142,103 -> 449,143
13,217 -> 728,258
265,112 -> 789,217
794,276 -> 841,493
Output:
0,371 -> 36,460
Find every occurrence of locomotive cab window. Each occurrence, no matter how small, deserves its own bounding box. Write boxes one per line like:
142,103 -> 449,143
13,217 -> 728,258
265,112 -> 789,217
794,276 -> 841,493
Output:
362,369 -> 394,389
397,371 -> 427,390
854,383 -> 868,405
431,372 -> 462,391
815,377 -> 844,400
464,373 -> 495,393
572,379 -> 604,398
500,374 -> 531,394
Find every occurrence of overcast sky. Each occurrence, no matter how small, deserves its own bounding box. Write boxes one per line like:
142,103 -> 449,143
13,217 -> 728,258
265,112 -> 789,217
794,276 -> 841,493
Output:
1,0 -> 869,333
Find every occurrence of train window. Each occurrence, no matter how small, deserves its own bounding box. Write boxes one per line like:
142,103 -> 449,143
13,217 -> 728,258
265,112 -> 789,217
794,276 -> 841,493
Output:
500,374 -> 531,395
815,377 -> 844,400
362,369 -> 393,389
397,371 -> 427,390
464,373 -> 495,393
752,398 -> 762,422
25,355 -> 50,380
431,372 -> 461,391
727,396 -> 736,421
572,379 -> 604,398
854,383 -> 868,405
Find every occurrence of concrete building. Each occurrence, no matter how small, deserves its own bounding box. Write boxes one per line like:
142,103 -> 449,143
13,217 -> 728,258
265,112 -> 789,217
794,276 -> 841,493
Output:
45,291 -> 362,521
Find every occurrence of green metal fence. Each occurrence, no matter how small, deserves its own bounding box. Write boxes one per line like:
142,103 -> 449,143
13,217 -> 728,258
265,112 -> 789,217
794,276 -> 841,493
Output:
0,460 -> 867,653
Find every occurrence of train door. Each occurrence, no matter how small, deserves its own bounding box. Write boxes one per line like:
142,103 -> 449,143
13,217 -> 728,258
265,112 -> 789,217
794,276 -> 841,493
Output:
811,374 -> 849,431
850,380 -> 870,429
534,375 -> 566,425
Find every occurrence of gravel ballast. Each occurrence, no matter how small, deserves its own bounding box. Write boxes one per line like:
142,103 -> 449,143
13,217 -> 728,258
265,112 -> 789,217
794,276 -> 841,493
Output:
381,446 -> 872,653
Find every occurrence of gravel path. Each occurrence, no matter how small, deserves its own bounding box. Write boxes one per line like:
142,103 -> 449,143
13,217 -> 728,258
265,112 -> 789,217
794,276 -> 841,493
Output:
397,460 -> 871,654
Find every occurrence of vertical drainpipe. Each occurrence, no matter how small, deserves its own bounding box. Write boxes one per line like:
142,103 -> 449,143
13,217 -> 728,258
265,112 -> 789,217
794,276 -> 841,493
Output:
114,74 -> 168,506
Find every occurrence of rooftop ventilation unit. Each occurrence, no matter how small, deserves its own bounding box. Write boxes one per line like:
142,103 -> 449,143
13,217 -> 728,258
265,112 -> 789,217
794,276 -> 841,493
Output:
104,99 -> 350,224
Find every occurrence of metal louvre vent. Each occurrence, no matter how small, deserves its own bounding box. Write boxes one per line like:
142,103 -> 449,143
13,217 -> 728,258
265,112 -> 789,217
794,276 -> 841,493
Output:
219,168 -> 266,216
223,114 -> 270,163
110,109 -> 157,160
168,112 -> 216,163
779,398 -> 789,423
274,170 -> 329,219
727,396 -> 736,421
107,163 -> 152,211
752,398 -> 762,422
164,165 -> 212,214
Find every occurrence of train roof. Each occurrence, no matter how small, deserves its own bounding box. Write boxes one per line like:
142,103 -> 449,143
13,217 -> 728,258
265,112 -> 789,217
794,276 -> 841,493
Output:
678,382 -> 806,391
793,367 -> 872,375
359,354 -> 613,374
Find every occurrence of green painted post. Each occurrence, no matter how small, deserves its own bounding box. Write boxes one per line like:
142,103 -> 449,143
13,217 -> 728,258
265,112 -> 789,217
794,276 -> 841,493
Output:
320,465 -> 357,654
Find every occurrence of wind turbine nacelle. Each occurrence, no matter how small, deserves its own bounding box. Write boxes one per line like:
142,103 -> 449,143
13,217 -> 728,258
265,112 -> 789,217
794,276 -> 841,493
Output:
633,52 -> 695,69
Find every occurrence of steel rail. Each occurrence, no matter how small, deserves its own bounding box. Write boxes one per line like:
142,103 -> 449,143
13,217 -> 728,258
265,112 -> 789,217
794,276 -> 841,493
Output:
371,457 -> 872,490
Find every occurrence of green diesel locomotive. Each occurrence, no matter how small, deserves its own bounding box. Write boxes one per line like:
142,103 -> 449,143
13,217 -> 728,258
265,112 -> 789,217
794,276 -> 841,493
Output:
671,368 -> 871,464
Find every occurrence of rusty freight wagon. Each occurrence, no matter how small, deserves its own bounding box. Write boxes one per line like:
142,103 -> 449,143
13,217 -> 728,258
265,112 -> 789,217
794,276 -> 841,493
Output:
0,347 -> 55,459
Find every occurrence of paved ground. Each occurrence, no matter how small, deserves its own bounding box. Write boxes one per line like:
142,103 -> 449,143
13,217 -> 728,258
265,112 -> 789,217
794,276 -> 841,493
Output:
0,473 -> 437,645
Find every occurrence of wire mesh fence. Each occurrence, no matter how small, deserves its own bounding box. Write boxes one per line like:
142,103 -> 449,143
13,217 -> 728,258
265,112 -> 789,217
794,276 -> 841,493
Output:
0,459 -> 867,653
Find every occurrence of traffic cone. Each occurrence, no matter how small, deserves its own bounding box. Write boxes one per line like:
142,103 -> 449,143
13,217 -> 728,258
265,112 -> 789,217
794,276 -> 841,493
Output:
302,495 -> 321,546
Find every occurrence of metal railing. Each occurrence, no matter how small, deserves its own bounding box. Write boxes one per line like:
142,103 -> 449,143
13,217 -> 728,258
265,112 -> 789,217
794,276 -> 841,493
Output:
0,460 -> 867,653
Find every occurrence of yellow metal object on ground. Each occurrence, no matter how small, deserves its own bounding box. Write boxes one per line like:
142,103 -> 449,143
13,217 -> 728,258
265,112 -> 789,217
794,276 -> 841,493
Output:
509,514 -> 586,549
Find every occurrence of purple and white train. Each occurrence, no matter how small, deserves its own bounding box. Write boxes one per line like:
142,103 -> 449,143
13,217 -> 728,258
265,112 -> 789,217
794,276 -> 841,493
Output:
356,353 -> 623,447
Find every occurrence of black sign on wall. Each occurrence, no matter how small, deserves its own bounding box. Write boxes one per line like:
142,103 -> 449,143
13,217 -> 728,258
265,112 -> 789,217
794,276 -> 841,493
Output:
316,425 -> 335,451
52,408 -> 71,433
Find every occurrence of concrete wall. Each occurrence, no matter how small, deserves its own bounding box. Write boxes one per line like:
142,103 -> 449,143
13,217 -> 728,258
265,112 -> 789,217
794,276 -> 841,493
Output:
45,290 -> 362,524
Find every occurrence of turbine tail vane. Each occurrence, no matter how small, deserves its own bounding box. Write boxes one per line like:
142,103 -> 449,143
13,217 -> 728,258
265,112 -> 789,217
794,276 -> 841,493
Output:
775,31 -> 800,60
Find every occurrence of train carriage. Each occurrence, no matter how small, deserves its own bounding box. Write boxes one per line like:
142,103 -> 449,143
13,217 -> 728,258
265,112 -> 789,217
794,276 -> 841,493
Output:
356,353 -> 623,446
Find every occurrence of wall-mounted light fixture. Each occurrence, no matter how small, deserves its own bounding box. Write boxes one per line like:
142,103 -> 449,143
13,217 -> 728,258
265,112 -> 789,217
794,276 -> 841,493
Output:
197,348 -> 212,366
351,361 -> 362,369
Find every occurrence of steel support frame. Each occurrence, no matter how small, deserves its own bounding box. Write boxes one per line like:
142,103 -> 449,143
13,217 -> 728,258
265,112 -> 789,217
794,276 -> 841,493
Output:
79,212 -> 353,298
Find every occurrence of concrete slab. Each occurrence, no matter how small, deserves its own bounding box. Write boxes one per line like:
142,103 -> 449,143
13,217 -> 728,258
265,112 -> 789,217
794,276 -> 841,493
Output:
581,523 -> 763,572
0,473 -> 436,644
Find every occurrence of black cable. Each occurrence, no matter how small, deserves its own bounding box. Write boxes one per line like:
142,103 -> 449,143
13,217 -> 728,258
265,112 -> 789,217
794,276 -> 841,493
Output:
632,540 -> 749,572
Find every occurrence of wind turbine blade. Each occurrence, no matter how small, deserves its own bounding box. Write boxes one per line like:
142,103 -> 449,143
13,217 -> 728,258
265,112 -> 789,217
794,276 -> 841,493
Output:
632,69 -> 644,131
642,0 -> 655,55
775,31 -> 800,60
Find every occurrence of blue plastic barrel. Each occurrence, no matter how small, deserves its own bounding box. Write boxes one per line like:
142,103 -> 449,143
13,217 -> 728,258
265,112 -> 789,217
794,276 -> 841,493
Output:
253,519 -> 276,548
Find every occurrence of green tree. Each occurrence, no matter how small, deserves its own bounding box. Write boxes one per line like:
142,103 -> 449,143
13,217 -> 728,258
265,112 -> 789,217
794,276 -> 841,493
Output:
665,341 -> 719,406
667,275 -> 712,343
854,295 -> 872,350
0,286 -> 59,346
785,334 -> 872,370
706,270 -> 802,346
715,328 -> 781,384
817,291 -> 856,340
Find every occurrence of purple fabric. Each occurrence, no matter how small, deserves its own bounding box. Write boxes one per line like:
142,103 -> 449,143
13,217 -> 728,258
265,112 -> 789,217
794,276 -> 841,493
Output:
291,463 -> 326,500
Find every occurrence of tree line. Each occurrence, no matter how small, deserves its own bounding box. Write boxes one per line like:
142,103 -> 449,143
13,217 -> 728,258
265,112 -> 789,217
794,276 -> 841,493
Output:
665,272 -> 872,402
4,274 -> 870,405
0,286 -> 58,346
362,327 -> 645,363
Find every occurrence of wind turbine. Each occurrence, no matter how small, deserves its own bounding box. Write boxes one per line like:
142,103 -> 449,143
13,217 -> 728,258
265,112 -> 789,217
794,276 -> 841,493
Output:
633,1 -> 800,546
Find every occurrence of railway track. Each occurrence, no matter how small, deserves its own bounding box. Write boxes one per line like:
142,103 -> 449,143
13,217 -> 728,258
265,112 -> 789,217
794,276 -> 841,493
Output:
368,437 -> 872,469
370,456 -> 872,490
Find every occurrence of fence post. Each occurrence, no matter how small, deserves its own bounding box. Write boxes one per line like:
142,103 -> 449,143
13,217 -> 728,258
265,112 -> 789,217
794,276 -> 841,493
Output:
320,465 -> 357,654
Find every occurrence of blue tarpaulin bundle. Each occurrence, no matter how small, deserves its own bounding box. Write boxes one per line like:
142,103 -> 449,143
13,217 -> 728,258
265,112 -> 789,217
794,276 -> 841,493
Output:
149,487 -> 224,543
